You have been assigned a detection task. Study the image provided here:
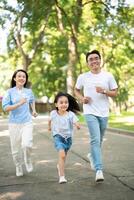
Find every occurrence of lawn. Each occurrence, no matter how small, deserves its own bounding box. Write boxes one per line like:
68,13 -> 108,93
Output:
78,111 -> 134,132
108,111 -> 134,132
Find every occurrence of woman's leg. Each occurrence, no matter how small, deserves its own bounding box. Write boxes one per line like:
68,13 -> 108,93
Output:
9,123 -> 23,176
21,122 -> 33,172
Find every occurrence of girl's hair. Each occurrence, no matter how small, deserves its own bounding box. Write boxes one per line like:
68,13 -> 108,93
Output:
54,92 -> 80,113
10,69 -> 28,88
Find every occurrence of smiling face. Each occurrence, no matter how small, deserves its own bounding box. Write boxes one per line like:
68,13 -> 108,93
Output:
14,71 -> 27,88
87,53 -> 101,73
55,96 -> 69,113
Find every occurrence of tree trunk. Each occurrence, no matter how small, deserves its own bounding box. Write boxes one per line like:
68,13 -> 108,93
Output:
67,36 -> 77,95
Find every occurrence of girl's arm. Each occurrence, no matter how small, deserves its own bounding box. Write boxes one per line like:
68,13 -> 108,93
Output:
74,122 -> 81,130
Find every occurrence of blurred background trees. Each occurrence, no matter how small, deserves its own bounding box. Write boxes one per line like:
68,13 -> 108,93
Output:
0,0 -> 134,112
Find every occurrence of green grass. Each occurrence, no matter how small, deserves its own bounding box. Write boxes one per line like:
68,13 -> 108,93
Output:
109,111 -> 134,132
78,111 -> 134,132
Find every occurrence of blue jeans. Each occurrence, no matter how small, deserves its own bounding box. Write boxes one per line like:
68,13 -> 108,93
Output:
85,114 -> 108,171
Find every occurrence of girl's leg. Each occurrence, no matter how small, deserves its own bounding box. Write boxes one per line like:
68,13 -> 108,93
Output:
9,124 -> 23,176
58,149 -> 67,183
58,149 -> 67,176
21,122 -> 33,173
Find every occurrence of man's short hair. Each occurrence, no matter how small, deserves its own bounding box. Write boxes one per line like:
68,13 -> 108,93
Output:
86,50 -> 101,62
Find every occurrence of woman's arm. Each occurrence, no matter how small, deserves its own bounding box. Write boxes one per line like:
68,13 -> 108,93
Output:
30,101 -> 38,117
4,98 -> 27,112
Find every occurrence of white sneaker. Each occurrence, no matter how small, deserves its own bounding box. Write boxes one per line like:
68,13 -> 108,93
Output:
16,166 -> 23,177
25,161 -> 33,173
95,170 -> 104,182
59,176 -> 67,184
87,153 -> 95,170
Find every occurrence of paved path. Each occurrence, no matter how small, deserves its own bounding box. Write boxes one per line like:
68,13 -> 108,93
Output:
0,116 -> 134,200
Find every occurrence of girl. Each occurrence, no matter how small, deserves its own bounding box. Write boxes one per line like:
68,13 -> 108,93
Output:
48,92 -> 80,184
2,69 -> 37,177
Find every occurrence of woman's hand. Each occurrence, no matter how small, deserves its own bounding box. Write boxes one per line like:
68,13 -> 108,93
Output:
32,111 -> 38,117
19,98 -> 27,106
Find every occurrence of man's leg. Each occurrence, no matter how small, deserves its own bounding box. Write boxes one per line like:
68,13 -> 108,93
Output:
99,117 -> 108,146
85,114 -> 104,182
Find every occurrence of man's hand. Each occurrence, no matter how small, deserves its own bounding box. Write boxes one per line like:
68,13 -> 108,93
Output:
81,96 -> 92,104
95,86 -> 105,94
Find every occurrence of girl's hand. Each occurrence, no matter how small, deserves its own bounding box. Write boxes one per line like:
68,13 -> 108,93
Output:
76,124 -> 81,130
75,123 -> 80,130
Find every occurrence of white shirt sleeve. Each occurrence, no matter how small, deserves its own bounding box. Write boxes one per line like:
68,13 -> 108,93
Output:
75,74 -> 83,90
50,110 -> 57,120
70,111 -> 79,123
108,73 -> 118,90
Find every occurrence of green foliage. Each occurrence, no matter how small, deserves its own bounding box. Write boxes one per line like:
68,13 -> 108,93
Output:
0,0 -> 134,110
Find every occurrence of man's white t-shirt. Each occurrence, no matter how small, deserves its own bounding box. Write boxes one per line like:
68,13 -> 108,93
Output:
75,71 -> 118,117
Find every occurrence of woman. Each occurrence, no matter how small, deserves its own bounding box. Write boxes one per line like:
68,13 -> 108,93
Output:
2,69 -> 37,177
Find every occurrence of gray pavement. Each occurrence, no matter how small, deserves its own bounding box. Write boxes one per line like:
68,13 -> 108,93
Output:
0,115 -> 134,200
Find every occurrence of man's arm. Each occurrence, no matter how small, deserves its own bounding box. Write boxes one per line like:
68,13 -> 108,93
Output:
74,88 -> 91,104
96,87 -> 118,97
104,89 -> 118,97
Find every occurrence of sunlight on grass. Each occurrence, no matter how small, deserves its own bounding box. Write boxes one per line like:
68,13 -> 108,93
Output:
109,112 -> 134,132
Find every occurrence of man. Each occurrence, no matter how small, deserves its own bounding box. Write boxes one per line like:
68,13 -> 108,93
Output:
74,50 -> 118,182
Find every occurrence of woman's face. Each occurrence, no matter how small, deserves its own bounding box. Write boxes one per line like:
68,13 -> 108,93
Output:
14,71 -> 26,87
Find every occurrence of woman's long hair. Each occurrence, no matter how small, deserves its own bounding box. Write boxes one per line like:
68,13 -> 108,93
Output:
10,69 -> 28,88
54,92 -> 80,113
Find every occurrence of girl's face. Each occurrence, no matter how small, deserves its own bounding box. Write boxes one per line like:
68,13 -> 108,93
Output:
56,96 -> 69,112
14,71 -> 26,87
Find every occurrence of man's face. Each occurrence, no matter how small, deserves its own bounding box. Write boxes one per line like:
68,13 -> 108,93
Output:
87,53 -> 101,71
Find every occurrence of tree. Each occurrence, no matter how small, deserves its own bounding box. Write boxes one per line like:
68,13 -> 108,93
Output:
0,0 -> 134,111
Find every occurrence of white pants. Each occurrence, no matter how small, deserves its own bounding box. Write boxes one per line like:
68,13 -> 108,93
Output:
9,122 -> 33,167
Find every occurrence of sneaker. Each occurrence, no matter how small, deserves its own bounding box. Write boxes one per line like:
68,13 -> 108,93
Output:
59,176 -> 67,184
87,153 -> 95,170
25,161 -> 33,173
95,170 -> 104,182
16,166 -> 23,177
